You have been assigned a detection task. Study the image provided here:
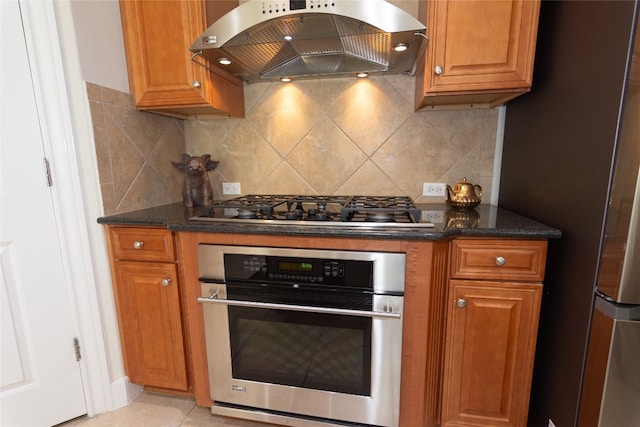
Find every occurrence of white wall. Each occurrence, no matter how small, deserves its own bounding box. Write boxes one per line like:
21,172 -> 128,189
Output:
68,0 -> 129,93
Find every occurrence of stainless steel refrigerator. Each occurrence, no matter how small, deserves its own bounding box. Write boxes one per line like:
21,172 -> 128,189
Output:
498,1 -> 640,426
577,20 -> 640,424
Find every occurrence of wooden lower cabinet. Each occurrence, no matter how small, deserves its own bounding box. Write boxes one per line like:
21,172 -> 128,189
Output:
113,261 -> 188,390
441,238 -> 546,427
103,226 -> 548,425
441,280 -> 542,427
107,226 -> 189,392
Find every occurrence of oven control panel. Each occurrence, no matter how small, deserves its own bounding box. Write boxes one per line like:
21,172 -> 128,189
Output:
224,254 -> 372,288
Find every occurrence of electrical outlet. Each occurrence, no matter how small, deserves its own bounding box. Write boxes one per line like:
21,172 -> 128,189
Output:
422,210 -> 445,223
222,182 -> 241,195
423,183 -> 446,197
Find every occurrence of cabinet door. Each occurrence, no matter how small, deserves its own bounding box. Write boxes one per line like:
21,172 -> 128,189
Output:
416,0 -> 540,109
442,280 -> 542,427
119,0 -> 243,118
113,261 -> 188,391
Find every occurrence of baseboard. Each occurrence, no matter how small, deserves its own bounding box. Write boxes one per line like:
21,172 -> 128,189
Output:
110,377 -> 143,410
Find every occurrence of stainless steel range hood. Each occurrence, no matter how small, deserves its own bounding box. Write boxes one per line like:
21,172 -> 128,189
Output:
190,0 -> 427,83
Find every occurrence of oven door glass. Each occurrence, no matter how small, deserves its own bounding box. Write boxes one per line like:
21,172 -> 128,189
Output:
228,305 -> 372,396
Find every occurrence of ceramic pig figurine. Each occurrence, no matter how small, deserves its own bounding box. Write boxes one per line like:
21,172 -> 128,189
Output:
172,154 -> 219,207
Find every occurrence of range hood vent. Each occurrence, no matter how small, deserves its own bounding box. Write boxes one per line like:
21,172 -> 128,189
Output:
190,0 -> 427,83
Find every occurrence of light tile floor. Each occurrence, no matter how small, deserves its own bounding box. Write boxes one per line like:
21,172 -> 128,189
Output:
62,392 -> 278,427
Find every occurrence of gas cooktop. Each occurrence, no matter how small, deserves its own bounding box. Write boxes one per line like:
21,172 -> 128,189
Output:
189,195 -> 435,228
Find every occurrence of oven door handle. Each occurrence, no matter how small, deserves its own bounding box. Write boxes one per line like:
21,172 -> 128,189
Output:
197,295 -> 401,319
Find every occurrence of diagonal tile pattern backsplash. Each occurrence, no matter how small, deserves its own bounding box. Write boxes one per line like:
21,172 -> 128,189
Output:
185,75 -> 499,203
87,82 -> 185,215
88,76 -> 499,215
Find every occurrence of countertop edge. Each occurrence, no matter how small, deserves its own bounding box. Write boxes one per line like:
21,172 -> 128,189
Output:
97,203 -> 562,241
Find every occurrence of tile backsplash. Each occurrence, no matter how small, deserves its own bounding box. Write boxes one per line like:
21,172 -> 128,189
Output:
89,76 -> 499,214
185,75 -> 499,203
87,82 -> 185,215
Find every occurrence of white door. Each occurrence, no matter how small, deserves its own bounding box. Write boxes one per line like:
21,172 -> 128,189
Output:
0,0 -> 87,424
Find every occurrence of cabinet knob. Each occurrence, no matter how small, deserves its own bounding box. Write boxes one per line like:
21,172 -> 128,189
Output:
456,298 -> 467,308
495,256 -> 506,266
161,278 -> 172,287
434,65 -> 443,75
133,241 -> 144,249
192,80 -> 201,88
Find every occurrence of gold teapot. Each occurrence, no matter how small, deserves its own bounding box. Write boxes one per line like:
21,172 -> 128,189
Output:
445,177 -> 482,208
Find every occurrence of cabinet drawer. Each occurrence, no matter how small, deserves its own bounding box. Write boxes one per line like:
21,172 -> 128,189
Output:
450,239 -> 547,282
109,227 -> 175,262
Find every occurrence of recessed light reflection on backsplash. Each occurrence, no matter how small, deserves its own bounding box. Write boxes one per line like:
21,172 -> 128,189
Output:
345,78 -> 384,130
275,83 -> 304,115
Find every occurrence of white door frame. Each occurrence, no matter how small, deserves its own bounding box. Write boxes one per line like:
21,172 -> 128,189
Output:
18,0 -> 131,415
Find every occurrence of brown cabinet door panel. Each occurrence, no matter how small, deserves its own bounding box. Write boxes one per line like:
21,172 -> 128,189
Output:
442,280 -> 542,427
114,261 -> 188,391
427,0 -> 539,92
120,0 -> 206,106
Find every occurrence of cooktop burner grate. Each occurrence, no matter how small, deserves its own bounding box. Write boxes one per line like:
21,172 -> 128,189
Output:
341,195 -> 421,222
197,195 -> 431,227
205,195 -> 296,219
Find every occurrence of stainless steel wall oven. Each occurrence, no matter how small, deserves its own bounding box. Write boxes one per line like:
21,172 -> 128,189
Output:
197,245 -> 406,427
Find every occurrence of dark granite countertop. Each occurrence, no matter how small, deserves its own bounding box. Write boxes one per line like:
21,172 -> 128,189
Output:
97,202 -> 561,241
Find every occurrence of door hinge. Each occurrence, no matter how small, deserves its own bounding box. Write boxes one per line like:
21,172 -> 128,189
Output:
43,157 -> 53,187
73,337 -> 82,362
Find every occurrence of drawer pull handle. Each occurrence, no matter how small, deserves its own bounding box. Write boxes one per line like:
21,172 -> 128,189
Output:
456,298 -> 467,308
434,65 -> 443,75
133,241 -> 144,249
495,256 -> 506,266
161,278 -> 172,287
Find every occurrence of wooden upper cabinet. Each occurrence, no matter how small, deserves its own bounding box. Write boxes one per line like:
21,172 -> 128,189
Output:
415,0 -> 541,109
119,0 -> 244,119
